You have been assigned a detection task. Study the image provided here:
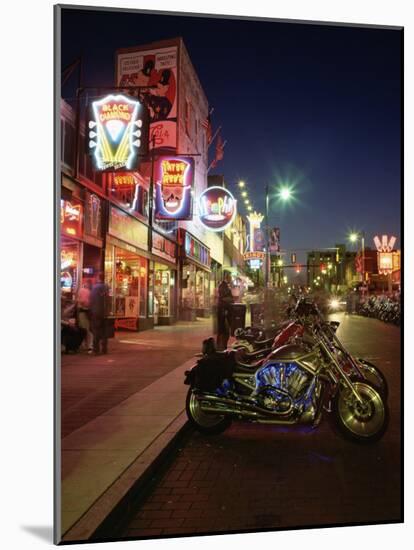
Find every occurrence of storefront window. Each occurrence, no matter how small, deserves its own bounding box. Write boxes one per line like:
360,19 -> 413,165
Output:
195,270 -> 210,309
154,264 -> 174,318
148,262 -> 154,317
105,246 -> 148,318
104,246 -> 115,315
139,260 -> 147,317
182,264 -> 196,308
61,237 -> 80,300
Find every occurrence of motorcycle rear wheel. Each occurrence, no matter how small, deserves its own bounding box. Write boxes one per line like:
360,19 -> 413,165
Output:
186,389 -> 232,435
333,382 -> 389,443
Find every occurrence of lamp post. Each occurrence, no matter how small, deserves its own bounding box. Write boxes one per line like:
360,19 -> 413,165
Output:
349,231 -> 366,285
265,184 -> 270,288
264,184 -> 293,288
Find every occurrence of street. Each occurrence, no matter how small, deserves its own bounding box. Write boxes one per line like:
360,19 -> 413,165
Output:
119,313 -> 401,538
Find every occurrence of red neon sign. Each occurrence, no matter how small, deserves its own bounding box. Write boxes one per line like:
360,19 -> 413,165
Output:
61,199 -> 83,238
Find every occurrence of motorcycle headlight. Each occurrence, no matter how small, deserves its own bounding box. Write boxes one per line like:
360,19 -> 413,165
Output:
329,298 -> 340,310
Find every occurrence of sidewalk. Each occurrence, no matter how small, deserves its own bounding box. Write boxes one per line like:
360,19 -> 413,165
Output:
61,318 -> 213,437
60,318 -> 213,540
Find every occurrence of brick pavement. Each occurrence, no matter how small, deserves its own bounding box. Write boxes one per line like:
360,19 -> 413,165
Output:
120,314 -> 401,539
123,423 -> 401,538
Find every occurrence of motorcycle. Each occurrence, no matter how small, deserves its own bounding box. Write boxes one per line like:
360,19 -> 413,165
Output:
293,298 -> 388,399
232,298 -> 387,400
184,298 -> 389,443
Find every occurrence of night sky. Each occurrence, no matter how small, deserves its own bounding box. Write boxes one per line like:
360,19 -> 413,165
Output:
61,7 -> 402,263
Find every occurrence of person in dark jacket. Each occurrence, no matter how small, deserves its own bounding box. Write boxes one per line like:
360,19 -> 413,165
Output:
216,271 -> 234,351
61,296 -> 85,353
90,272 -> 109,355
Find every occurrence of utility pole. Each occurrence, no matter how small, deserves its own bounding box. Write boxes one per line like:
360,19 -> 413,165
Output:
361,230 -> 365,283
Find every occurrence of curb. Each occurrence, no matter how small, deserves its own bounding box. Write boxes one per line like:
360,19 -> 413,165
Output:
61,411 -> 190,543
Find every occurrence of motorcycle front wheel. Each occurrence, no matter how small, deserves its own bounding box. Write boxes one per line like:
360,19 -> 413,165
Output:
186,389 -> 232,435
333,382 -> 389,443
353,359 -> 388,400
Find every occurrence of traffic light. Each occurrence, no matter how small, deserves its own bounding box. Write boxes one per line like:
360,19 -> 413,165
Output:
295,264 -> 301,274
291,252 -> 296,264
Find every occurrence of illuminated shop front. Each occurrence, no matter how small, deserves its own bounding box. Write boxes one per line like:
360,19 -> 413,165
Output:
82,191 -> 104,284
179,230 -> 211,319
60,196 -> 83,300
151,231 -> 177,325
105,205 -> 150,330
61,238 -> 80,299
60,174 -> 105,300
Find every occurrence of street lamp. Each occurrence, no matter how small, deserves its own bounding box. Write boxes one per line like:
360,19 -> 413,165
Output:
279,187 -> 293,202
264,184 -> 294,288
348,231 -> 366,285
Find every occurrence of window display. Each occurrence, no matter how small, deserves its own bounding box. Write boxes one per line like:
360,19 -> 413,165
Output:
61,238 -> 80,299
182,263 -> 210,311
105,246 -> 147,318
154,264 -> 174,319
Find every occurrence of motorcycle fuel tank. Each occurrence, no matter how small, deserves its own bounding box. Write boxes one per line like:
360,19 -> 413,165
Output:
268,344 -> 309,362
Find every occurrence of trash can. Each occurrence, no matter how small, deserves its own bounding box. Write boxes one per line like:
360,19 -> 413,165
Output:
230,303 -> 246,335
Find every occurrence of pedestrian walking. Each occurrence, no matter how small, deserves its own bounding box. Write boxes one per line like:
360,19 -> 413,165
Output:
90,272 -> 109,355
76,280 -> 93,352
216,271 -> 234,351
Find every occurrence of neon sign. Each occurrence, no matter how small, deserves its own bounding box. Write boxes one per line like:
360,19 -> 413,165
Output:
88,94 -> 148,171
373,234 -> 398,275
61,250 -> 75,270
113,173 -> 137,189
378,252 -> 393,274
155,157 -> 194,220
246,211 -> 265,269
61,199 -> 82,238
198,186 -> 237,232
86,193 -> 101,237
244,251 -> 265,261
373,234 -> 397,253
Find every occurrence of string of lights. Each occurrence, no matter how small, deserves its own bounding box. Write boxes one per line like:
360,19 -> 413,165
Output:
235,180 -> 262,217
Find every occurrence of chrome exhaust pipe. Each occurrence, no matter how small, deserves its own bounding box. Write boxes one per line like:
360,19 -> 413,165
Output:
196,393 -> 294,418
200,405 -> 298,424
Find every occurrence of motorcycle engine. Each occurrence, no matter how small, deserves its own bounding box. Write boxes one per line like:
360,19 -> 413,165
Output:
256,362 -> 310,402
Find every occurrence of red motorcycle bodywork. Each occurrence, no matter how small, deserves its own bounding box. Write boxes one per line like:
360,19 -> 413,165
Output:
272,321 -> 304,349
